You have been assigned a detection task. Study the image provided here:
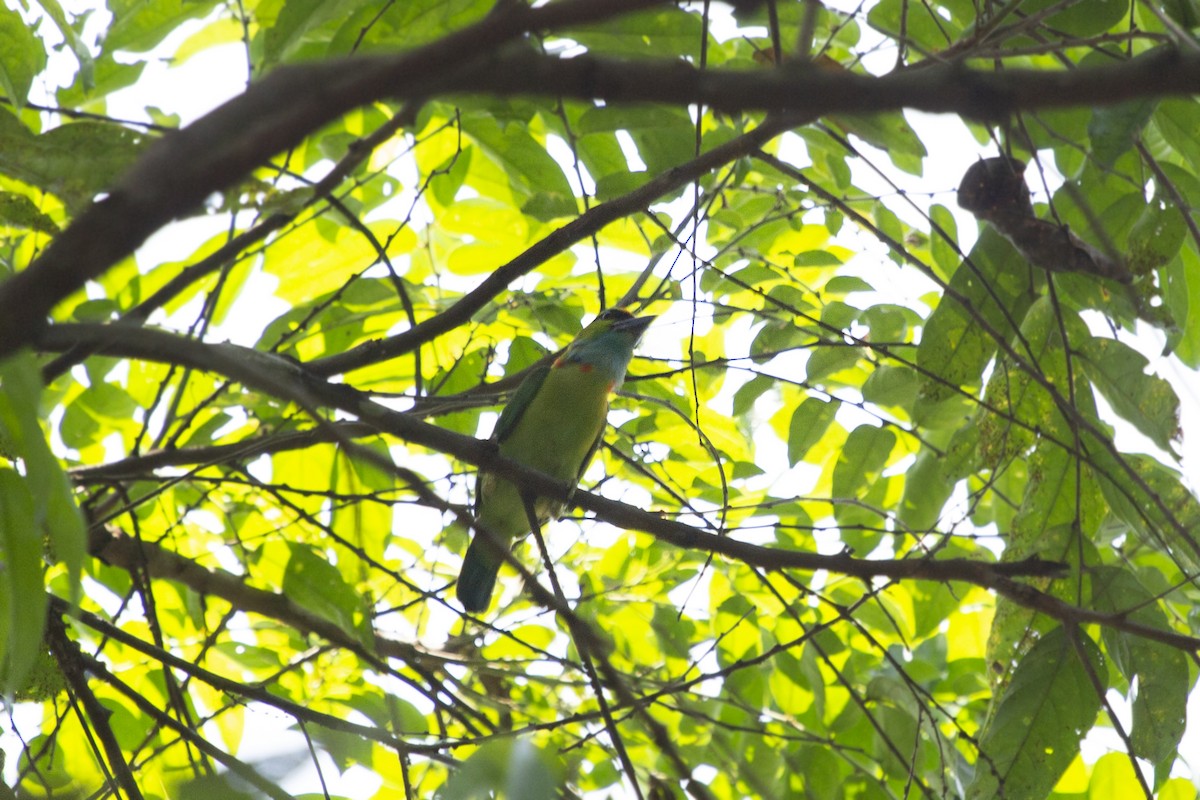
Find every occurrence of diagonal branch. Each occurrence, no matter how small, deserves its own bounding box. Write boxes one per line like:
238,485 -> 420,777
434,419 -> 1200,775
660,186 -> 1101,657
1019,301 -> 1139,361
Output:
309,113 -> 802,376
87,523 -> 463,672
47,613 -> 146,800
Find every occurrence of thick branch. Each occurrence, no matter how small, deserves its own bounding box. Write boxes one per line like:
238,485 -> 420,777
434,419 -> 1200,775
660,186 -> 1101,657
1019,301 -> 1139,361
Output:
434,44 -> 1199,118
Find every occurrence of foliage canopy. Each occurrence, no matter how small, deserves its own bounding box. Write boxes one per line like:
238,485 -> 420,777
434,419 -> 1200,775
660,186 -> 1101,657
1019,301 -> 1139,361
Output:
0,0 -> 1199,798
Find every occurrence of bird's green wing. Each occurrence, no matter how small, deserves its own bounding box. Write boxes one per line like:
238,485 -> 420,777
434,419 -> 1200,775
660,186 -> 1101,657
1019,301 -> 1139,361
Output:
573,416 -> 608,486
491,363 -> 550,444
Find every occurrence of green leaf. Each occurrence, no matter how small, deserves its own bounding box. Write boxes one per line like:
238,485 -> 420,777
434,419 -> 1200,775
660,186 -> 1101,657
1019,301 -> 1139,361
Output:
1091,567 -> 1190,767
897,429 -> 956,531
1127,197 -> 1187,277
566,6 -> 704,58
521,190 -> 577,222
787,396 -> 837,466
829,112 -> 927,174
461,111 -> 576,206
264,0 -> 388,64
55,51 -> 146,108
1162,233 -> 1200,367
1014,446 -> 1105,552
733,374 -> 775,418
805,342 -> 862,383
823,276 -> 873,294
831,424 -> 896,501
430,347 -> 488,436
174,17 -> 245,65
593,170 -> 652,201
1021,0 -> 1129,35
177,772 -> 263,800
1089,98 -> 1157,168
929,203 -> 959,277
29,0 -> 94,94
0,191 -> 59,234
328,0 -> 489,54
0,354 -> 84,606
282,543 -> 368,639
0,109 -> 146,214
263,0 -> 343,65
872,202 -> 905,262
1078,336 -> 1180,454
1161,0 -> 1200,26
1092,446 -> 1200,572
794,249 -> 844,267
867,0 -> 965,50
861,364 -> 918,412
0,6 -> 48,110
968,627 -> 1104,800
61,382 -> 138,450
331,439 -> 395,568
976,299 -> 1094,469
429,146 -> 473,207
0,469 -> 47,695
915,228 -> 1038,426
104,0 -> 219,53
578,105 -> 695,177
1155,99 -> 1200,170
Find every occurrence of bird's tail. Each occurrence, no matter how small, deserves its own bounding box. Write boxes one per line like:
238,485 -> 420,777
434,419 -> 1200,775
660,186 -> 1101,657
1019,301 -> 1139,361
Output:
456,538 -> 502,612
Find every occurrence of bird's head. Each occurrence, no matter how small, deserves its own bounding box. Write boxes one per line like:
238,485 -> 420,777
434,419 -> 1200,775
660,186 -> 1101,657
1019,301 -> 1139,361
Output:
557,307 -> 654,382
576,307 -> 654,344
957,156 -> 1031,218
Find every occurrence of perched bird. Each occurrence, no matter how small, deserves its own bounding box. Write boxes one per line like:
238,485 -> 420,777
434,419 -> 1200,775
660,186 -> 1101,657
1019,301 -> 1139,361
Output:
456,307 -> 654,613
957,156 -> 1131,283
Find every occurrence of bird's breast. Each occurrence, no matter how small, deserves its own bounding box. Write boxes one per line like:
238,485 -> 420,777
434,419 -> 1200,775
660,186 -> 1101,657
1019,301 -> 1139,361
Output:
497,363 -> 612,477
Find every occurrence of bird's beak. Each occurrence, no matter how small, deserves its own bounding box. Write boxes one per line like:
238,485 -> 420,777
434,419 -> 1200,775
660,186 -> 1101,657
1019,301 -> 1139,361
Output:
614,314 -> 655,339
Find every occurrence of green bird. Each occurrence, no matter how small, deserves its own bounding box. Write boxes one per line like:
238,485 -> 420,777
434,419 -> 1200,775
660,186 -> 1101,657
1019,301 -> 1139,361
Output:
456,307 -> 654,613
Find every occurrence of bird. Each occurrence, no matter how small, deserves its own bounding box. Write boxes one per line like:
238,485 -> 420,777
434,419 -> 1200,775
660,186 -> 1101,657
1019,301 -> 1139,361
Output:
456,307 -> 654,613
957,155 -> 1131,283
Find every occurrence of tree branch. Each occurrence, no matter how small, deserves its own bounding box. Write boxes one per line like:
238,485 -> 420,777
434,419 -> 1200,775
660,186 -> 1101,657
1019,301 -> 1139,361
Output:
47,613 -> 146,800
433,43 -> 1199,119
0,0 -> 672,358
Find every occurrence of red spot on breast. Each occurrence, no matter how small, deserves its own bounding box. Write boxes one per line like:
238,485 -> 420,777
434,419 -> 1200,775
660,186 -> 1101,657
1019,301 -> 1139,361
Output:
578,363 -> 594,373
